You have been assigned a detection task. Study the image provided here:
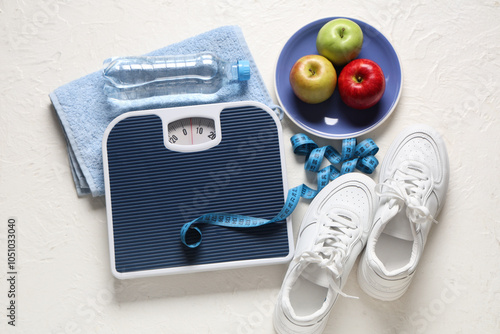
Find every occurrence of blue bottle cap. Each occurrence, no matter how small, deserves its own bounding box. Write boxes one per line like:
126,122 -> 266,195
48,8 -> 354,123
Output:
237,60 -> 251,81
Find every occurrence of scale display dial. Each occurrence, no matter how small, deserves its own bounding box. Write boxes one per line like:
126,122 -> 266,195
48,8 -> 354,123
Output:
167,117 -> 217,146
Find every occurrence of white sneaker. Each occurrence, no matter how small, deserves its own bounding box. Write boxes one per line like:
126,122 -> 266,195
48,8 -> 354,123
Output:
358,124 -> 450,301
274,173 -> 376,334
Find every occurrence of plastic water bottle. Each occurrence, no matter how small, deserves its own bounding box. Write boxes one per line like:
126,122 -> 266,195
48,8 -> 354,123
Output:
102,52 -> 251,100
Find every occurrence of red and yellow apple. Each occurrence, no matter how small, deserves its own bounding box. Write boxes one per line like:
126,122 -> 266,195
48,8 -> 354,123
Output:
289,55 -> 337,104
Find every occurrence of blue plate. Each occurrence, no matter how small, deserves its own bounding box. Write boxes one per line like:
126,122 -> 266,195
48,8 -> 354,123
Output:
275,17 -> 402,139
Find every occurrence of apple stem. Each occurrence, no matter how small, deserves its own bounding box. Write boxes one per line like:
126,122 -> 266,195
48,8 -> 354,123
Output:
356,76 -> 363,83
340,27 -> 345,38
309,68 -> 316,76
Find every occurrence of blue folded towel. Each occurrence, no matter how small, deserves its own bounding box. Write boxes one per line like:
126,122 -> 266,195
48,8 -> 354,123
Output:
50,25 -> 281,197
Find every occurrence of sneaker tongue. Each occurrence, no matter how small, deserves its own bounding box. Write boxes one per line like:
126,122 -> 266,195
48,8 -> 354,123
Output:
301,263 -> 331,288
381,160 -> 430,241
299,208 -> 356,288
381,208 -> 415,241
379,180 -> 416,241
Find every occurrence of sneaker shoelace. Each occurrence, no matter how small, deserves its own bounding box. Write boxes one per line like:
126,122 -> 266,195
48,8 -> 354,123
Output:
299,211 -> 358,299
376,166 -> 438,225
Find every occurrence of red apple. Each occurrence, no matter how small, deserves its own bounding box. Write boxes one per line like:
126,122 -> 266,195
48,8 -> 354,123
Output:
338,59 -> 386,109
289,55 -> 337,104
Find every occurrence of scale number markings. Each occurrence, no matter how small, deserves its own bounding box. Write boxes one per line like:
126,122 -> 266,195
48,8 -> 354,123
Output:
168,117 -> 216,146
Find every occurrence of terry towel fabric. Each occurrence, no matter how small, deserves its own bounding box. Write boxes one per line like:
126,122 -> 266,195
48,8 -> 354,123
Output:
50,25 -> 281,197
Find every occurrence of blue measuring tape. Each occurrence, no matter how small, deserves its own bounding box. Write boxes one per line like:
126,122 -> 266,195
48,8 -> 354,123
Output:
181,134 -> 379,248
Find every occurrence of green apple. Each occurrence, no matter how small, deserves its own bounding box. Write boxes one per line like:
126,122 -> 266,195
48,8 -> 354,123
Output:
289,55 -> 337,104
316,18 -> 364,66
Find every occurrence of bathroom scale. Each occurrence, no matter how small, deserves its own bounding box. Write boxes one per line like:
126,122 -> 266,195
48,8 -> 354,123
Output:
103,101 -> 293,279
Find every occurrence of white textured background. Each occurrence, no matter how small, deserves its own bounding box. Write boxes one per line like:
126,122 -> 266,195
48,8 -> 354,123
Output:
1,1 -> 499,333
